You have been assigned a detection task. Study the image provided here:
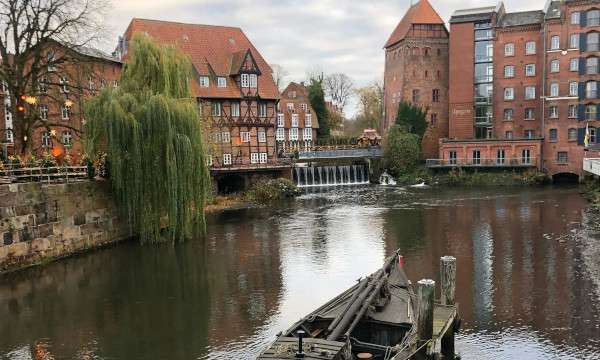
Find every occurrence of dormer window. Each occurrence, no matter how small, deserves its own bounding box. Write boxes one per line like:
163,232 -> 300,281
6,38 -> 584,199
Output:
199,76 -> 210,88
249,74 -> 258,88
241,74 -> 249,88
217,77 -> 227,88
287,103 -> 294,111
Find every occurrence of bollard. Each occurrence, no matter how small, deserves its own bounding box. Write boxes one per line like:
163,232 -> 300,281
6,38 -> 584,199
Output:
295,330 -> 305,358
440,256 -> 456,306
417,279 -> 435,345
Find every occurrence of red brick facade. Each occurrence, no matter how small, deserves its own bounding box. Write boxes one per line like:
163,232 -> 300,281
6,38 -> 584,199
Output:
277,82 -> 318,153
383,0 -> 449,159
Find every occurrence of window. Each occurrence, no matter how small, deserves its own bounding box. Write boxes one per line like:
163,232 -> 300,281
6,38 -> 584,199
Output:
231,102 -> 240,117
241,74 -> 249,87
550,60 -> 560,73
570,58 -> 579,72
572,12 -> 581,25
432,89 -> 440,102
259,152 -> 267,164
557,152 -> 568,164
59,76 -> 69,93
223,154 -> 232,165
88,77 -> 96,92
570,82 -> 579,97
301,103 -> 307,111
568,128 -> 577,141
472,150 -> 481,165
588,32 -> 600,52
591,128 -> 597,144
549,106 -> 559,118
505,43 -> 514,56
291,114 -> 298,127
250,153 -> 259,164
38,77 -> 48,94
47,51 -> 55,72
525,108 -> 535,120
39,104 -> 48,120
199,76 -> 210,87
42,132 -> 51,147
305,113 -> 312,127
222,131 -> 230,143
588,10 -> 600,27
569,104 -> 578,118
258,130 -> 266,143
550,35 -> 560,50
240,131 -> 250,143
113,80 -> 118,88
525,86 -> 536,100
526,41 -> 536,55
570,33 -> 580,49
61,105 -> 70,120
522,149 -> 531,164
505,131 -> 513,139
496,149 -> 506,164
504,108 -> 514,121
504,65 -> 515,78
277,113 -> 284,127
586,81 -> 598,99
412,89 -> 420,103
217,77 -> 227,88
289,128 -> 299,140
525,64 -> 535,76
276,128 -> 285,141
504,87 -> 514,101
212,102 -> 222,116
550,83 -> 560,97
249,74 -> 258,88
430,113 -> 437,125
62,131 -> 72,147
586,104 -> 598,120
258,102 -> 267,117
303,128 -> 312,141
549,128 -> 558,141
207,155 -> 213,166
448,151 -> 457,165
525,130 -> 535,139
587,57 -> 599,74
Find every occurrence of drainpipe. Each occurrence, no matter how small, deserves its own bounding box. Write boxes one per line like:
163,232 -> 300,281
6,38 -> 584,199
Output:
541,21 -> 547,172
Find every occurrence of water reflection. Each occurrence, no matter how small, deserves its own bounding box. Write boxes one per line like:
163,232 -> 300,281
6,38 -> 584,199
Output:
0,186 -> 599,359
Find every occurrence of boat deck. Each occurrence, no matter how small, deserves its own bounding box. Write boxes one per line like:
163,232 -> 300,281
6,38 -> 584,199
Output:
258,337 -> 347,360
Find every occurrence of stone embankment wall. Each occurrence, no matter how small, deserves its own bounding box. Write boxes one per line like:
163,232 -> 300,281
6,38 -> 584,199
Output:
0,181 -> 130,274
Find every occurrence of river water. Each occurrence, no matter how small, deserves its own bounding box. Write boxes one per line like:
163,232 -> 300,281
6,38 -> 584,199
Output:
1,186 -> 600,359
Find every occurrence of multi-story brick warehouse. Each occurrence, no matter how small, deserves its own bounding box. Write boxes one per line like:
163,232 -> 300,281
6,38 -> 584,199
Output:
116,19 -> 290,191
383,0 -> 449,159
0,44 -> 121,159
433,0 -> 600,179
277,82 -> 318,153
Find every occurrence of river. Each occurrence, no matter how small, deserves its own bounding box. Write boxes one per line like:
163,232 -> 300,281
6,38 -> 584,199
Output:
1,186 -> 599,359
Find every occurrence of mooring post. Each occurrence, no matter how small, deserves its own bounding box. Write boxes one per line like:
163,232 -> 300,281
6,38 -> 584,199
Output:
417,279 -> 435,352
440,256 -> 457,358
440,256 -> 456,306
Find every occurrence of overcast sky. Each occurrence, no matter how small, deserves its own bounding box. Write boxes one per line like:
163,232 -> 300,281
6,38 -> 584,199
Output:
104,0 -> 544,117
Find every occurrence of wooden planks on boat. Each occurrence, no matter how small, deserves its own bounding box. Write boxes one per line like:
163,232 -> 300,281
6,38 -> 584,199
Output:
258,337 -> 347,360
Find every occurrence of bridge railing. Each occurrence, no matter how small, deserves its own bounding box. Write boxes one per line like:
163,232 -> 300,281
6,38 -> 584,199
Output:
0,165 -> 88,184
298,147 -> 382,159
426,157 -> 537,168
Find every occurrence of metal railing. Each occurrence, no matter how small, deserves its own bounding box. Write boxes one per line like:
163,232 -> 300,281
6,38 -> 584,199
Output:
426,157 -> 537,168
298,147 -> 382,160
0,165 -> 88,184
583,158 -> 600,176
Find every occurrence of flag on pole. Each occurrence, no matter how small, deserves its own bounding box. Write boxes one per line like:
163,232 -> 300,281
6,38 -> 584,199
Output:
584,123 -> 590,148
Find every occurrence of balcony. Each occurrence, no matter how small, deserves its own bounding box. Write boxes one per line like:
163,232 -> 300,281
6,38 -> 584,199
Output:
474,75 -> 493,83
475,96 -> 493,105
426,157 -> 537,168
474,116 -> 493,125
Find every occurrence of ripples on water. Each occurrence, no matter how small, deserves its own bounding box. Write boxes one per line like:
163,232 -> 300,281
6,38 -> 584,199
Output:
1,185 -> 599,359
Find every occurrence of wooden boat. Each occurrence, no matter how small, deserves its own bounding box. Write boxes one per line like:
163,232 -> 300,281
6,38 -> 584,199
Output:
258,251 -> 459,360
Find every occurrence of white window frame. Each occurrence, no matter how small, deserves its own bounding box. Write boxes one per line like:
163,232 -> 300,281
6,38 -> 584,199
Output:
570,33 -> 580,49
569,104 -> 578,118
287,103 -> 294,110
571,12 -> 580,25
222,131 -> 230,143
223,153 -> 232,165
277,113 -> 284,127
291,113 -> 299,127
550,35 -> 560,50
250,152 -> 259,164
217,77 -> 227,88
525,108 -> 535,120
231,102 -> 240,117
569,82 -> 578,97
504,43 -> 514,57
525,86 -> 536,100
38,77 -> 48,94
199,76 -> 210,88
59,76 -> 69,93
525,41 -> 536,55
212,102 -> 222,116
206,155 -> 213,166
504,65 -> 515,78
259,152 -> 267,164
258,102 -> 267,117
241,74 -> 249,88
39,104 -> 48,120
249,74 -> 258,88
504,87 -> 514,101
570,58 -> 579,72
549,106 -> 559,118
42,131 -> 51,147
62,131 -> 72,147
289,128 -> 299,141
276,127 -> 285,141
303,128 -> 312,141
550,83 -> 559,97
550,60 -> 560,73
258,130 -> 266,143
61,105 -> 70,120
240,131 -> 251,143
525,64 -> 536,77
305,113 -> 312,127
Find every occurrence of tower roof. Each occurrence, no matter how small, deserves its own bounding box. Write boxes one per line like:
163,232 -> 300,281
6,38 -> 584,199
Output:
384,0 -> 446,48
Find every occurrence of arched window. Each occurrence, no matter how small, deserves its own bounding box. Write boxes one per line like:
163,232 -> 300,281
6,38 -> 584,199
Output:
586,81 -> 598,99
586,104 -> 598,120
588,57 -> 599,74
587,32 -> 599,52
588,9 -> 600,26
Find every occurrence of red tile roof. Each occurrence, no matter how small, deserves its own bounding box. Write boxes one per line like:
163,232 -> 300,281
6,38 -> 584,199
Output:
384,0 -> 446,48
123,18 -> 279,99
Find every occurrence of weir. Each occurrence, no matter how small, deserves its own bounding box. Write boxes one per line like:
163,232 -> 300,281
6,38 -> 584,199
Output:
294,164 -> 370,187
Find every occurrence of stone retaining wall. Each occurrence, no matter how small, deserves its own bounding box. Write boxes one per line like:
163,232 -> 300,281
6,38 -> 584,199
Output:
0,180 -> 131,274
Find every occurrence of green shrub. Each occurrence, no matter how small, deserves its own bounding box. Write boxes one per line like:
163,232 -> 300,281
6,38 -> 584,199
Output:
246,178 -> 301,203
383,125 -> 420,177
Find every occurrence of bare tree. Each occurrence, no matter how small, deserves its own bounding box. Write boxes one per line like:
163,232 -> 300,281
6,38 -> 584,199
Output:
0,0 -> 109,155
270,63 -> 288,92
353,80 -> 383,131
323,73 -> 353,113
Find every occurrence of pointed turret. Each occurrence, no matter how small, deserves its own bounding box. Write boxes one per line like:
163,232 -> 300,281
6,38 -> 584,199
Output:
384,0 -> 446,48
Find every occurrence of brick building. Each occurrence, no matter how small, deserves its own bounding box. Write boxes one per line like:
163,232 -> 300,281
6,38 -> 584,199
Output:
277,82 -> 318,152
1,44 -> 121,160
117,19 -> 289,191
434,0 -> 600,179
383,0 -> 449,159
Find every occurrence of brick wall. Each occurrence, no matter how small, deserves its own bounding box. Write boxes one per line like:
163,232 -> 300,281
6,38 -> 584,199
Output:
0,181 -> 131,274
449,22 -> 476,139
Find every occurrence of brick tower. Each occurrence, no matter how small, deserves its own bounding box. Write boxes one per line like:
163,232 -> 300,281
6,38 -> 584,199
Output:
383,0 -> 449,159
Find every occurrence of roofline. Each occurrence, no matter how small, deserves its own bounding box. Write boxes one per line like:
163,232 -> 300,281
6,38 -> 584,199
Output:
129,17 -> 243,31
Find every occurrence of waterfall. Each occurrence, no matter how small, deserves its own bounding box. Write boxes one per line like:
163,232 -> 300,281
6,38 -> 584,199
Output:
294,164 -> 370,188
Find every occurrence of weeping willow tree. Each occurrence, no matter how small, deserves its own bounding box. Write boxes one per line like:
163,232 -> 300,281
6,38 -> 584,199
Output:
84,34 -> 209,244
